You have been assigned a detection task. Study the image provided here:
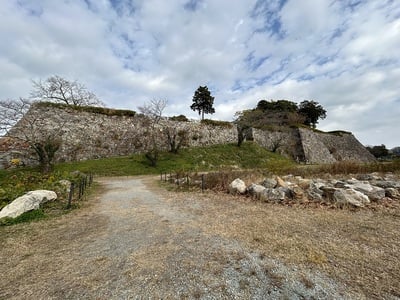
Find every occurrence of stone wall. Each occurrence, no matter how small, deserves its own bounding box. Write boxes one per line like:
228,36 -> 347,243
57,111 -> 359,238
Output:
298,128 -> 336,164
252,128 -> 305,160
2,104 -> 237,166
298,128 -> 376,163
0,104 -> 375,168
253,127 -> 375,164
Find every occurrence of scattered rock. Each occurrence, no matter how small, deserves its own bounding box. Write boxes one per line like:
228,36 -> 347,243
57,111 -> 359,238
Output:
333,189 -> 370,207
345,181 -> 385,201
228,173 -> 399,208
260,188 -> 286,202
296,178 -> 312,189
0,190 -> 57,219
385,188 -> 400,199
307,182 -> 324,202
260,178 -> 277,189
372,180 -> 400,189
247,184 -> 266,199
229,178 -> 247,195
291,185 -> 305,201
276,176 -> 287,188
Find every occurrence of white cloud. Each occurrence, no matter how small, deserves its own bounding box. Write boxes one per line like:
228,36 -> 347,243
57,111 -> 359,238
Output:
0,0 -> 399,148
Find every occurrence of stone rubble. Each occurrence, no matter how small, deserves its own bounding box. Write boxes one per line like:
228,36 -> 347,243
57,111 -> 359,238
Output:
229,173 -> 400,207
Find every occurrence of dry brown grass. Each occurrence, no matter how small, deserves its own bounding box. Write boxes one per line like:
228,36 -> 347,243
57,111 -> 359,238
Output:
175,190 -> 400,298
287,160 -> 400,177
2,177 -> 399,298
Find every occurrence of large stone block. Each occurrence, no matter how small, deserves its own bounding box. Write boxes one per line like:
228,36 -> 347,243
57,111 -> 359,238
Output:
0,190 -> 57,219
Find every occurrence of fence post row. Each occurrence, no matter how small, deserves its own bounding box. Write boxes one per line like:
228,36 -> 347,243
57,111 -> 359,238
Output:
160,172 -> 206,192
68,174 -> 93,207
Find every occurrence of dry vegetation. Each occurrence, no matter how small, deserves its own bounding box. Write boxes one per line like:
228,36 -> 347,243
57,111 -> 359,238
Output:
169,189 -> 400,298
1,172 -> 399,298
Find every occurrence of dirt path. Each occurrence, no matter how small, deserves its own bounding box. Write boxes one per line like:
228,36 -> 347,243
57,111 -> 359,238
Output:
1,176 -> 355,299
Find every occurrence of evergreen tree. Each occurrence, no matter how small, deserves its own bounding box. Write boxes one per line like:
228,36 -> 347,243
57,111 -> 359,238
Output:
298,100 -> 327,128
190,86 -> 215,120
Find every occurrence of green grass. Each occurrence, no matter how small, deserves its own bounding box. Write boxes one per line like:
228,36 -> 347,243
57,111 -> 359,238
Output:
0,142 -> 293,212
54,142 -> 294,176
0,209 -> 47,226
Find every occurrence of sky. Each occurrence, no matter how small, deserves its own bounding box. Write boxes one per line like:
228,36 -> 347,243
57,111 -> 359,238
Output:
0,0 -> 399,148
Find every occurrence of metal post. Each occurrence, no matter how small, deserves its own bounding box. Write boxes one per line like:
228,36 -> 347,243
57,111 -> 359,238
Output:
79,179 -> 83,199
67,182 -> 75,208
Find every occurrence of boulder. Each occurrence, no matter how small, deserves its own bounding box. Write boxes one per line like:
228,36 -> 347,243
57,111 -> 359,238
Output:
277,186 -> 293,199
356,173 -> 383,181
260,188 -> 286,202
247,183 -> 266,199
0,190 -> 57,219
333,189 -> 370,207
345,181 -> 385,201
260,178 -> 277,189
228,178 -> 247,194
321,186 -> 337,203
291,185 -> 305,201
276,176 -> 287,188
296,178 -> 312,189
308,182 -> 324,202
372,180 -> 400,189
385,188 -> 400,199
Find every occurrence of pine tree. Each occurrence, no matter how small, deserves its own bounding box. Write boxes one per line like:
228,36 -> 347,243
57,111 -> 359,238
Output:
190,86 -> 215,120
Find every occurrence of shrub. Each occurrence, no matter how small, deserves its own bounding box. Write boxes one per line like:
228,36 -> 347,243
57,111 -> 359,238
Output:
170,115 -> 189,122
201,119 -> 233,128
36,101 -> 136,117
10,158 -> 21,167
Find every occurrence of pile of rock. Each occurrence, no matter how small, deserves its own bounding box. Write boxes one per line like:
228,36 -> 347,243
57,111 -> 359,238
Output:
229,173 -> 400,207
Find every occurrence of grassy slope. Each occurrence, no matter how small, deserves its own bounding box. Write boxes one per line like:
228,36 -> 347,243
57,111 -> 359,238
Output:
54,142 -> 293,176
0,142 -> 292,208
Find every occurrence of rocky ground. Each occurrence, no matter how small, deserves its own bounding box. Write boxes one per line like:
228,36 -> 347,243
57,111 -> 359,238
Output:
231,172 -> 400,208
1,176 -> 399,299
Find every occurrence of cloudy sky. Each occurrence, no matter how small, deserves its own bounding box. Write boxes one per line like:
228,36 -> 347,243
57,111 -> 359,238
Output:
0,0 -> 399,147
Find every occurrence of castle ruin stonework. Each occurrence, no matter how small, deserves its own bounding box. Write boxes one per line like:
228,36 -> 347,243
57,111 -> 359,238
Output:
0,103 -> 375,168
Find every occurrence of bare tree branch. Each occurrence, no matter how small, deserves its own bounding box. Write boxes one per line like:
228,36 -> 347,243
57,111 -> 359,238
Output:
30,75 -> 104,107
138,99 -> 167,124
0,98 -> 31,134
1,100 -> 65,172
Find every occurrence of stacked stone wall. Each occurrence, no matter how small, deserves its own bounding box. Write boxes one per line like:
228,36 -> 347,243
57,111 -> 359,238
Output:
298,128 -> 376,163
2,105 -> 237,165
252,128 -> 304,159
0,104 -> 376,168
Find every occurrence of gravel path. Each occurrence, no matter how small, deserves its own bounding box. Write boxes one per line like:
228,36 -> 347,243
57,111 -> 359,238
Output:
1,176 -> 354,299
